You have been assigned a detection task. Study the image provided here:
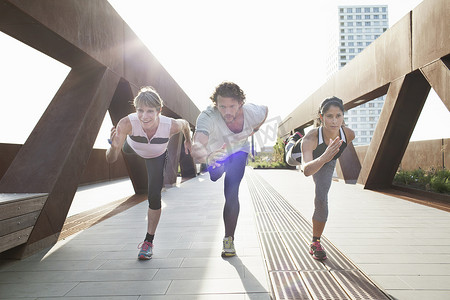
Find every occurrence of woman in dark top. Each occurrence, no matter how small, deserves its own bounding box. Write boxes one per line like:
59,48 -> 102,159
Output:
301,97 -> 355,260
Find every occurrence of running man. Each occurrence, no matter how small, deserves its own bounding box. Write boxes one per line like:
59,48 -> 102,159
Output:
191,81 -> 268,257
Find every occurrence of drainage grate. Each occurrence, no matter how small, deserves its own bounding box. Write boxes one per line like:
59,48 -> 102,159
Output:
270,271 -> 312,300
332,270 -> 391,300
260,232 -> 298,271
256,212 -> 278,232
301,271 -> 350,299
280,231 -> 324,271
246,169 -> 391,300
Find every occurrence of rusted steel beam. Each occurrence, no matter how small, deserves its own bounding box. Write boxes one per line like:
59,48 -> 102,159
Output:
421,57 -> 450,111
279,0 -> 449,192
358,71 -> 431,189
0,0 -> 199,124
0,0 -> 198,257
279,0 -> 449,138
164,133 -> 183,187
0,65 -> 120,257
337,143 -> 361,184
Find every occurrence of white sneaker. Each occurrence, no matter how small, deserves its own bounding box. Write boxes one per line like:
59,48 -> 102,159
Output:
221,236 -> 236,257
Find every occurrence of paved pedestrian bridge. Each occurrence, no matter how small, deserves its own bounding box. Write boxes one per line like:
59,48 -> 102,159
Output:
0,0 -> 449,298
1,168 -> 449,299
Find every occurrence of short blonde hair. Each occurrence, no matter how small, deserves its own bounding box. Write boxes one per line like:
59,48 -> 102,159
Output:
133,86 -> 163,109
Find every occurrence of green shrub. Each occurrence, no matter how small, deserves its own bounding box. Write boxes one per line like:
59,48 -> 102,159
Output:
394,168 -> 449,194
248,160 -> 291,169
412,168 -> 428,185
394,170 -> 414,185
429,169 -> 450,193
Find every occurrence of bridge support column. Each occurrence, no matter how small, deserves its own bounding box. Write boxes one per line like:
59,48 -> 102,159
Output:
164,133 -> 182,186
0,65 -> 120,258
421,56 -> 450,111
358,71 -> 431,190
179,140 -> 197,179
337,143 -> 361,184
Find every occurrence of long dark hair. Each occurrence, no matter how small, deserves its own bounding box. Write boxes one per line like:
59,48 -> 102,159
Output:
315,96 -> 345,126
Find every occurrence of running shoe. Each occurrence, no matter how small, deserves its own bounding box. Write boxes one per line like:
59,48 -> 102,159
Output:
137,241 -> 153,260
285,132 -> 303,166
309,240 -> 327,260
287,131 -> 303,144
221,236 -> 236,257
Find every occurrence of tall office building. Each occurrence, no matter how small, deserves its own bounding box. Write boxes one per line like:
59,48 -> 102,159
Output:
327,5 -> 389,145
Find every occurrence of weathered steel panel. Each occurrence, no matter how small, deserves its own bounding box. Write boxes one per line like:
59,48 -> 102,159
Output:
164,133 -> 183,186
400,139 -> 447,170
421,57 -> 450,111
358,71 -> 431,188
279,13 -> 413,139
0,0 -> 199,257
0,143 -> 21,180
337,143 -> 361,184
412,0 -> 450,71
122,24 -> 199,124
0,66 -> 121,256
279,0 -> 449,192
4,0 -> 124,74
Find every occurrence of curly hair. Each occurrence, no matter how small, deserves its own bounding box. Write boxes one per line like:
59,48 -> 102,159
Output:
209,81 -> 246,106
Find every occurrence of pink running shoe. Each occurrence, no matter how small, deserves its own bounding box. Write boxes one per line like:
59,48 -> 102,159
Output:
310,241 -> 327,260
138,241 -> 153,260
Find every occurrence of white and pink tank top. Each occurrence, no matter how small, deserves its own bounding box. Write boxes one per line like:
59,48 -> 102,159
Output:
126,113 -> 172,159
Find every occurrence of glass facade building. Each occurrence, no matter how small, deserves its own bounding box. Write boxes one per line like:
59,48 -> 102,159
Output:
327,5 -> 389,145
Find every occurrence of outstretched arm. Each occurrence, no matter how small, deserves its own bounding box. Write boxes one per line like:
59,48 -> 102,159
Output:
171,119 -> 192,154
251,105 -> 269,135
106,117 -> 131,164
191,132 -> 226,167
191,131 -> 209,164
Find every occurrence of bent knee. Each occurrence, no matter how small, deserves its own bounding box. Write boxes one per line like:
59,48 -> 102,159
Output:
210,176 -> 220,182
148,198 -> 162,210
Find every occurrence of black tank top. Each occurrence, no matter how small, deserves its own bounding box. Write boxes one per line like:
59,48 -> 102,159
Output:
312,127 -> 348,160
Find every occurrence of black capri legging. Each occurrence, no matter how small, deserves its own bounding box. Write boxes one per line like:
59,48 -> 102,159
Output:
123,140 -> 167,210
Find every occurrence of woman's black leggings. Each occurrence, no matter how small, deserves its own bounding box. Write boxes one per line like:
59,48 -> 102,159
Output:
123,140 -> 167,210
208,151 -> 248,238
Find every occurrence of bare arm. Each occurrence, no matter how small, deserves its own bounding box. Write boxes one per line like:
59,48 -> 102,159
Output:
251,105 -> 269,134
301,129 -> 343,177
106,117 -> 131,164
191,131 -> 209,164
170,119 -> 192,154
191,132 -> 227,167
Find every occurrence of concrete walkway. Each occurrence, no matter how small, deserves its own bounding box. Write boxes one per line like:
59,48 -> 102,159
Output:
0,168 -> 449,299
0,171 -> 270,299
255,169 -> 450,300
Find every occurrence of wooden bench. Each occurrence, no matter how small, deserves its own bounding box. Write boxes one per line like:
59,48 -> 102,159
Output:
0,193 -> 47,253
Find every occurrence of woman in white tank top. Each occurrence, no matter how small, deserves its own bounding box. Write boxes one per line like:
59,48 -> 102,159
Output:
106,86 -> 192,260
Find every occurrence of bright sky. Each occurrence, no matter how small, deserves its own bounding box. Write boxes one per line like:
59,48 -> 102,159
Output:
0,0 -> 448,149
